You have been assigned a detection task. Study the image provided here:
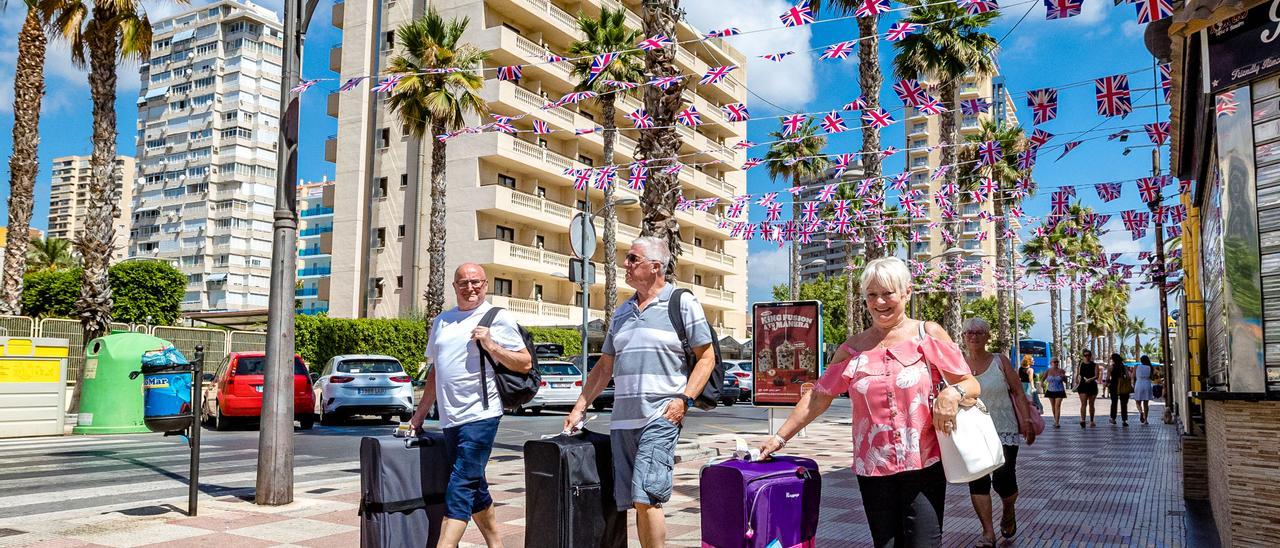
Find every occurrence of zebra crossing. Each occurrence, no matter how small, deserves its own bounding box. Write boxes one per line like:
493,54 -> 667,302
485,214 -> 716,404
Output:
0,433 -> 360,522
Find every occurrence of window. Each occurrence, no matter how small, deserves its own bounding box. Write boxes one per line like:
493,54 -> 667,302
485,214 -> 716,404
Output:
578,155 -> 594,167
370,277 -> 385,299
536,186 -> 547,198
400,173 -> 408,187
535,235 -> 545,249
383,31 -> 395,50
377,128 -> 390,149
495,225 -> 515,242
576,199 -> 587,211
694,237 -> 703,248
374,177 -> 388,197
497,174 -> 516,189
493,278 -> 513,297
694,274 -> 703,286
195,43 -> 217,56
396,275 -> 403,288
398,225 -> 406,238
372,227 -> 386,248
534,284 -> 544,300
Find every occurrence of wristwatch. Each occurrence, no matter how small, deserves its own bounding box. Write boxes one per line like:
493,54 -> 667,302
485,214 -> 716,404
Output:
682,395 -> 697,409
950,384 -> 967,399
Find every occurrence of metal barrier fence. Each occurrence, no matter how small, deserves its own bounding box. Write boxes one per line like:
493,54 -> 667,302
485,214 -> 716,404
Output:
0,316 -> 266,382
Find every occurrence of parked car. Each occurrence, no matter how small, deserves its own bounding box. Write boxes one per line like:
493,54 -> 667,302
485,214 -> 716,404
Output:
720,365 -> 741,406
722,359 -> 754,402
313,355 -> 415,425
201,352 -> 315,431
517,361 -> 583,415
569,354 -> 613,410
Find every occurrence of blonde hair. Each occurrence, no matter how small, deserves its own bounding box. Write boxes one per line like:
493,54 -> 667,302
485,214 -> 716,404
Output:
860,257 -> 912,296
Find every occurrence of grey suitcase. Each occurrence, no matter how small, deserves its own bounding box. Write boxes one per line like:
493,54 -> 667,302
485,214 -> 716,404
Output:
359,433 -> 450,548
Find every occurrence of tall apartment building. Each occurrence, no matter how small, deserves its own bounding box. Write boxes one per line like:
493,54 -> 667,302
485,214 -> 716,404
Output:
798,167 -> 867,283
325,0 -> 751,337
47,155 -> 137,262
130,0 -> 284,312
297,178 -> 335,315
904,74 -> 1018,302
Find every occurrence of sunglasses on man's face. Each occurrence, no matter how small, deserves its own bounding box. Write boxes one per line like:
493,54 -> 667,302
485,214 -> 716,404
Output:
625,253 -> 654,266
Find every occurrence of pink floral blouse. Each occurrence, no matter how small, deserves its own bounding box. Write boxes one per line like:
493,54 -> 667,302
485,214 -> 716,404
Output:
814,328 -> 970,477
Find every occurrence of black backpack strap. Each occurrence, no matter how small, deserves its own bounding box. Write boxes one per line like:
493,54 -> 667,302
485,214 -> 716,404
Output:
668,289 -> 692,366
475,307 -> 504,411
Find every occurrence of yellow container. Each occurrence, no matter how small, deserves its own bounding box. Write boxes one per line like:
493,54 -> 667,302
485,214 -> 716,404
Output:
0,337 -> 70,438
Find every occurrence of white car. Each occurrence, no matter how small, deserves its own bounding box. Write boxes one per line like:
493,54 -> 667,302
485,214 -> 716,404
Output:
723,359 -> 754,402
313,354 -> 415,425
518,361 -> 583,415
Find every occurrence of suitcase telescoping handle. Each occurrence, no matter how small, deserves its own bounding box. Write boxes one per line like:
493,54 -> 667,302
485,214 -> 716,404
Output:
403,434 -> 440,449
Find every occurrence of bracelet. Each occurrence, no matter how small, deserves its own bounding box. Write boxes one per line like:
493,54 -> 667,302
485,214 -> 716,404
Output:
772,434 -> 788,448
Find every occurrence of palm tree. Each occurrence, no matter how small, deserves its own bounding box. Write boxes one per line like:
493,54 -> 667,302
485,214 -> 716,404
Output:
0,0 -> 79,314
1023,228 -> 1067,359
568,7 -> 643,330
385,9 -> 488,324
637,0 -> 684,266
26,237 -> 78,272
894,0 -> 998,338
1129,316 -> 1155,359
763,120 -> 829,300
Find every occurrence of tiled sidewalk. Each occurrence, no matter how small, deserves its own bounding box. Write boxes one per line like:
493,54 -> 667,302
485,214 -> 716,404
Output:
10,397 -> 1190,547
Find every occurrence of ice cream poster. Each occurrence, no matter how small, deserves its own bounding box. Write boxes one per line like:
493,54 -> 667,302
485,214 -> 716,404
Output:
751,301 -> 823,407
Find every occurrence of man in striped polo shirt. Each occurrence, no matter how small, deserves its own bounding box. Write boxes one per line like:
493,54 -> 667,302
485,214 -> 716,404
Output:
566,236 -> 718,547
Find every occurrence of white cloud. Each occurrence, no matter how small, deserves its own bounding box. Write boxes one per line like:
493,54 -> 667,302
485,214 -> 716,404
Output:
1120,20 -> 1145,39
1099,218 -> 1147,255
746,245 -> 790,302
683,0 -> 816,112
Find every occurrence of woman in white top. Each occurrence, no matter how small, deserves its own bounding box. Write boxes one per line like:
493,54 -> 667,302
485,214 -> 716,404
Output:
960,318 -> 1038,546
1133,355 -> 1155,424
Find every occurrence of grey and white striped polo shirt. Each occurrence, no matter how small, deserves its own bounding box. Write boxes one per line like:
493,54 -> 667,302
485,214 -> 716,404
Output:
602,283 -> 713,430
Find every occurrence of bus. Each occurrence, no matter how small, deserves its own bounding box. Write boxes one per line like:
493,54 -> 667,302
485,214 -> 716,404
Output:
1017,339 -> 1051,374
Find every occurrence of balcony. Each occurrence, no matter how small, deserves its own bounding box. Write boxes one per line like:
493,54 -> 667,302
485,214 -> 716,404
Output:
674,281 -> 737,308
324,135 -> 336,162
479,26 -> 575,85
328,45 -> 341,73
488,0 -> 583,46
296,287 -> 319,297
298,266 -> 332,278
326,91 -> 339,118
480,185 -> 575,229
299,305 -> 329,315
300,205 -> 334,218
489,295 -> 581,325
300,225 -> 333,237
298,246 -> 329,257
331,0 -> 343,29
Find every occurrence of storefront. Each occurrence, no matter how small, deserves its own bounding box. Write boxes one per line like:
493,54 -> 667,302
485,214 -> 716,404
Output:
1156,0 -> 1280,544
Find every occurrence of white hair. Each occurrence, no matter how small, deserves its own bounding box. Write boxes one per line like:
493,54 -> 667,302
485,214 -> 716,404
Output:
631,236 -> 671,268
963,317 -> 991,333
860,257 -> 912,296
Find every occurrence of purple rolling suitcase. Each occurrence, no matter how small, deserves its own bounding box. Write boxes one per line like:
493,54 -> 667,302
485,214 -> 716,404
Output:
700,456 -> 821,548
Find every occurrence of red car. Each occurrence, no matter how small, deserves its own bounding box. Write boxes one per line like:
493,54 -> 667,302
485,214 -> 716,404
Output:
201,352 -> 316,430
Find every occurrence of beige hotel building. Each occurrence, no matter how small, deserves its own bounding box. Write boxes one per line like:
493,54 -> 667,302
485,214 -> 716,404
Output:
47,155 -> 137,263
324,0 -> 750,337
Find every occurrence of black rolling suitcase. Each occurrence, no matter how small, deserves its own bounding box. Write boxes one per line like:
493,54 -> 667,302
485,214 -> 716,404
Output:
359,433 -> 451,548
523,429 -> 627,548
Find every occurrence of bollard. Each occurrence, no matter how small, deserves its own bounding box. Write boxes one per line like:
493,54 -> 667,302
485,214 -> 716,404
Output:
189,345 -> 204,517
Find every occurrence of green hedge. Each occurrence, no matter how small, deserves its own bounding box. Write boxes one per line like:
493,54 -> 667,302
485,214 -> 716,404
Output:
21,262 -> 186,323
526,327 -> 581,358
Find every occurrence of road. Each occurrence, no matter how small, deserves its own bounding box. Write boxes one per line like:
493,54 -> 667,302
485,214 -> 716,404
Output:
0,402 -> 814,522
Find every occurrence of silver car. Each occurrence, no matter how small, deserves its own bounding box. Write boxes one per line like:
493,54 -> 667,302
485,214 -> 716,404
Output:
314,354 -> 415,424
723,359 -> 754,402
518,361 -> 583,415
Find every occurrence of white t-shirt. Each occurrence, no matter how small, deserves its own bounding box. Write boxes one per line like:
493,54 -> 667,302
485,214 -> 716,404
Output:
425,302 -> 526,429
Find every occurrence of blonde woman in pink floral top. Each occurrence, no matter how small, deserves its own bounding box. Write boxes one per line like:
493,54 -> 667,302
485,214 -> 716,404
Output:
761,257 -> 980,547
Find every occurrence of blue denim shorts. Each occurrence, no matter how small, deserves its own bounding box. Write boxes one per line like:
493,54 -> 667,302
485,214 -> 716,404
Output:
610,417 -> 682,511
441,416 -> 500,521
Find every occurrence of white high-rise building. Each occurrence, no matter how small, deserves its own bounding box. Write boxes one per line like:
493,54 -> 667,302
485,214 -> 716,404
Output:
47,155 -> 137,263
130,0 -> 283,312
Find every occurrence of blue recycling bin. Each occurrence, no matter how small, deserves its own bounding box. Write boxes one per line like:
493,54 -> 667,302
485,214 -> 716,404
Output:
140,347 -> 194,433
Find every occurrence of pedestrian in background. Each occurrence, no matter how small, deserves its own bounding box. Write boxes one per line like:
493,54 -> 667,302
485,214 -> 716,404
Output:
1044,359 -> 1068,428
1099,361 -> 1110,399
960,318 -> 1038,547
759,257 -> 982,547
565,237 -> 718,548
1108,353 -> 1134,426
1076,350 -> 1100,428
409,263 -> 532,548
1133,355 -> 1155,424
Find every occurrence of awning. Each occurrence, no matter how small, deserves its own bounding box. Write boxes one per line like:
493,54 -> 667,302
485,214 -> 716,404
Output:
185,309 -> 269,330
172,29 -> 195,42
205,272 -> 228,282
144,86 -> 169,100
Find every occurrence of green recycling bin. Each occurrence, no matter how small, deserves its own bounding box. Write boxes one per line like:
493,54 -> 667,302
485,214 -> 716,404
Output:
73,332 -> 178,435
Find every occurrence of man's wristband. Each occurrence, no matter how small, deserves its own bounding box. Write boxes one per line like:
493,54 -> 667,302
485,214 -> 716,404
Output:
772,434 -> 788,448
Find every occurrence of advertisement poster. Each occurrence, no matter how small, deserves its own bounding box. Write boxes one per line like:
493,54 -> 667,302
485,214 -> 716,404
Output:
751,301 -> 823,407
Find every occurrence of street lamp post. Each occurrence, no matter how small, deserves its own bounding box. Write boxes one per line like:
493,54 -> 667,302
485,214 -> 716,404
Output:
573,196 -> 637,385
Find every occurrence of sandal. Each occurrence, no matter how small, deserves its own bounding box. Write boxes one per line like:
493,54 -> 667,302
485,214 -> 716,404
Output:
976,534 -> 997,547
1001,510 -> 1017,539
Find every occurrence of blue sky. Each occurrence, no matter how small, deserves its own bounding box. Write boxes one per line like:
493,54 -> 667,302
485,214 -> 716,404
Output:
0,0 -> 1168,344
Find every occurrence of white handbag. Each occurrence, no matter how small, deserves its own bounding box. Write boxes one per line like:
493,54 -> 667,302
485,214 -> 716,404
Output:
934,397 -> 1005,483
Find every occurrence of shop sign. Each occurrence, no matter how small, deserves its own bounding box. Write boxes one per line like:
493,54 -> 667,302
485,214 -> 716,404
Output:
1208,0 -> 1280,92
751,301 -> 823,407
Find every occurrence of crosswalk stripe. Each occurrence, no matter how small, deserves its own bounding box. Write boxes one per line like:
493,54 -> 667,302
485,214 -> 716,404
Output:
0,449 -> 268,488
0,440 -> 217,464
0,437 -> 158,453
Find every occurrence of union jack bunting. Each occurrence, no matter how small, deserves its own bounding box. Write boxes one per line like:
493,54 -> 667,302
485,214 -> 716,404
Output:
861,108 -> 896,129
1134,0 -> 1173,23
916,99 -> 947,115
828,217 -> 852,233
371,75 -> 403,93
802,202 -> 820,222
637,35 -> 673,51
960,98 -> 991,115
821,41 -> 857,60
627,166 -> 648,191
601,80 -> 641,90
558,91 -> 598,105
855,0 -> 892,17
1095,74 -> 1132,117
1017,149 -> 1037,171
760,51 -> 795,62
496,65 -> 523,82
1095,183 -> 1123,202
821,111 -> 848,134
700,65 -> 738,85
727,202 -> 746,218
834,200 -> 851,218
781,114 -> 807,136
765,203 -> 783,222
891,172 -> 911,191
975,231 -> 988,242
1029,128 -> 1054,148
843,96 -> 869,111
338,77 -> 366,91
978,177 -> 998,196
1051,191 -> 1071,215
757,192 -> 779,207
780,0 -> 816,26
588,53 -> 617,82
594,166 -> 617,190
627,109 -> 654,129
571,169 -> 593,190
1056,140 -> 1083,161
785,185 -> 806,196
741,223 -> 757,241
1044,0 -> 1083,19
1144,122 -> 1171,145
1215,92 -> 1239,117
1179,177 -> 1193,194
1108,129 -> 1133,141
957,0 -> 998,14
1121,210 -> 1149,231
489,121 -> 516,134
833,153 -> 856,177
856,177 -> 876,196
1137,177 -> 1163,203
931,165 -> 952,181
291,79 -> 320,93
545,52 -> 566,63
721,103 -> 749,122
1026,88 -> 1058,125
1010,205 -> 1025,218
574,126 -> 601,135
1167,225 -> 1182,239
880,146 -> 899,159
885,22 -> 921,41
893,79 -> 928,106
1169,203 -> 1188,223
704,28 -> 741,38
662,162 -> 684,175
733,140 -> 756,149
532,120 -> 550,134
647,75 -> 684,90
677,106 -> 702,127
819,184 -> 839,201
977,141 -> 1003,167
1159,63 -> 1172,102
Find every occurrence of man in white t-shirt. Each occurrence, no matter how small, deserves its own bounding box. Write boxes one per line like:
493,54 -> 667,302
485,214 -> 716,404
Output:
410,263 -> 530,548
